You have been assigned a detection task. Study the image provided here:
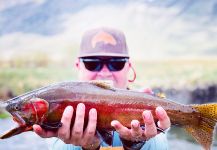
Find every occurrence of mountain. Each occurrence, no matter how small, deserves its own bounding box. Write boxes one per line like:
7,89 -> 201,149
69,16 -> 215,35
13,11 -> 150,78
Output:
0,0 -> 217,60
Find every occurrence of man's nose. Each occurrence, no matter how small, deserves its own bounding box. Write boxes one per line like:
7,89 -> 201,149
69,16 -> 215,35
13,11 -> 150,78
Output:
98,64 -> 112,75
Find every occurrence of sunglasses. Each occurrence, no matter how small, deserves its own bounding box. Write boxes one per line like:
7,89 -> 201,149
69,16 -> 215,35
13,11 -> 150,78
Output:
79,57 -> 129,72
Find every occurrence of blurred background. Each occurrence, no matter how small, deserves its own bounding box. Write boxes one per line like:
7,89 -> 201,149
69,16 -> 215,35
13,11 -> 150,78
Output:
0,0 -> 217,150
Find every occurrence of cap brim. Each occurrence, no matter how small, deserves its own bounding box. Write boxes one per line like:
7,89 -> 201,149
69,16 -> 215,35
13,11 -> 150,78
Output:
79,52 -> 129,58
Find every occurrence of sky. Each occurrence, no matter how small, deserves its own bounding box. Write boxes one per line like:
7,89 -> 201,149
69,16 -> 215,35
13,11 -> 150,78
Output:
0,0 -> 217,61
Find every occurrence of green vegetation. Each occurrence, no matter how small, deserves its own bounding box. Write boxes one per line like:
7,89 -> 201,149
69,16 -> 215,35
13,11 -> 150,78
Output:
0,66 -> 77,95
134,58 -> 217,88
0,112 -> 10,119
0,58 -> 216,95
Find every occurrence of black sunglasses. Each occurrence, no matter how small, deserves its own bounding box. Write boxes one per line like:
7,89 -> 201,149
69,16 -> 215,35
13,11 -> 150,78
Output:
79,57 -> 129,72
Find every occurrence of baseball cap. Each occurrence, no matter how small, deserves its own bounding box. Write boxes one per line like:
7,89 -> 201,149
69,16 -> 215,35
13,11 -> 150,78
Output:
78,27 -> 129,58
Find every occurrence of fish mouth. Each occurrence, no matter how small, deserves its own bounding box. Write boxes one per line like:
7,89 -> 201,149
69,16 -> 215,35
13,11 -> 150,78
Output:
11,112 -> 26,125
0,101 -> 25,125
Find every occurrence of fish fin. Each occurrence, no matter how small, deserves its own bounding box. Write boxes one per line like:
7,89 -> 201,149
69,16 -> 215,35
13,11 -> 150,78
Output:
41,122 -> 62,130
90,80 -> 115,91
97,129 -> 113,146
155,92 -> 166,99
185,103 -> 217,150
0,125 -> 33,139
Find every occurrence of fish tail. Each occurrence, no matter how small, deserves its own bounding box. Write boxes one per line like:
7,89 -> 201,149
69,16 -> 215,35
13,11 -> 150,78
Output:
185,104 -> 217,150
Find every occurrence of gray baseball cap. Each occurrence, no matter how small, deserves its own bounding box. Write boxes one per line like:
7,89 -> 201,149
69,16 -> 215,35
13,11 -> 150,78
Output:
78,27 -> 129,58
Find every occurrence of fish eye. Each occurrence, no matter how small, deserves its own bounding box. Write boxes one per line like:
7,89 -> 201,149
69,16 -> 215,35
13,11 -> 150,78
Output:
13,104 -> 21,111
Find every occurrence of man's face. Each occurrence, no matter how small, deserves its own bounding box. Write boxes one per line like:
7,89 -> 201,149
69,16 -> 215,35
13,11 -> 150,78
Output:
76,57 -> 130,88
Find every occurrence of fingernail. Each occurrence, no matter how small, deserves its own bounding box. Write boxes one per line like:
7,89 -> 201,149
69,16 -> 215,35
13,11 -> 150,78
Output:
33,125 -> 37,130
33,125 -> 40,133
156,107 -> 165,117
111,121 -> 116,126
132,121 -> 139,128
90,108 -> 97,115
66,106 -> 73,111
143,111 -> 151,120
111,120 -> 118,127
77,103 -> 85,110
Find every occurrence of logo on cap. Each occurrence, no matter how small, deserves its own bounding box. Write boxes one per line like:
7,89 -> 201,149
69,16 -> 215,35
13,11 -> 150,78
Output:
91,31 -> 117,48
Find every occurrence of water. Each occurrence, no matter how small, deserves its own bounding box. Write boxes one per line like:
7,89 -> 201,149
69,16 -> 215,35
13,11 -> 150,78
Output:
168,127 -> 217,150
0,101 -> 7,110
0,118 -> 217,150
0,118 -> 48,150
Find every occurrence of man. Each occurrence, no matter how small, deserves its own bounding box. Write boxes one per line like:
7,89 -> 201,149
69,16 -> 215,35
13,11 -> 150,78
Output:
33,27 -> 171,150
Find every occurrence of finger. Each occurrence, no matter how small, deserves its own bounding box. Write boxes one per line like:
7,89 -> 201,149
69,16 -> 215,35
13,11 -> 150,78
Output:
58,106 -> 74,140
143,110 -> 157,139
71,103 -> 85,144
82,108 -> 98,145
155,107 -> 171,130
111,120 -> 131,139
143,87 -> 153,95
130,120 -> 143,137
33,124 -> 57,138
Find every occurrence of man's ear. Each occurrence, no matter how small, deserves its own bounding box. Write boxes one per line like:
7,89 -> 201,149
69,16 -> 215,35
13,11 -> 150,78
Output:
75,58 -> 80,69
128,60 -> 132,69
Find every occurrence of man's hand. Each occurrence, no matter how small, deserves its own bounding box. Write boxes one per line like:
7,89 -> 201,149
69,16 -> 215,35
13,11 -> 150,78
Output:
33,103 -> 100,149
111,106 -> 171,142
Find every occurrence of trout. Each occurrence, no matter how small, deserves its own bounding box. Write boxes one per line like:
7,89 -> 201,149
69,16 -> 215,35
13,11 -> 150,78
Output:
0,81 -> 217,150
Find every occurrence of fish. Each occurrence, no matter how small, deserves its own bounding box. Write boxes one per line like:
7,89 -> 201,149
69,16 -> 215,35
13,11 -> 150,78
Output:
0,81 -> 217,150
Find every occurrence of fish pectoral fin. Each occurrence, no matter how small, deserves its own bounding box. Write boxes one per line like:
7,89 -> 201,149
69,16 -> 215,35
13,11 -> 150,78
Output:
90,80 -> 115,91
155,92 -> 166,99
0,125 -> 33,139
97,129 -> 113,146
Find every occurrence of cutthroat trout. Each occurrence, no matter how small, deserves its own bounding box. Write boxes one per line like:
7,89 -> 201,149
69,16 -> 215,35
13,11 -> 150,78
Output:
0,81 -> 217,150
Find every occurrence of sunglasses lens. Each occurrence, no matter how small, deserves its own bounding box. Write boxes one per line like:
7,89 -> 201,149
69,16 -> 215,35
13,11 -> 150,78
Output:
107,59 -> 127,71
80,58 -> 128,72
82,59 -> 102,71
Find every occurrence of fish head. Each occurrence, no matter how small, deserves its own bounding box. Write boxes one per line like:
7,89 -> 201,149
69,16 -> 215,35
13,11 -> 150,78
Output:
6,98 -> 49,126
